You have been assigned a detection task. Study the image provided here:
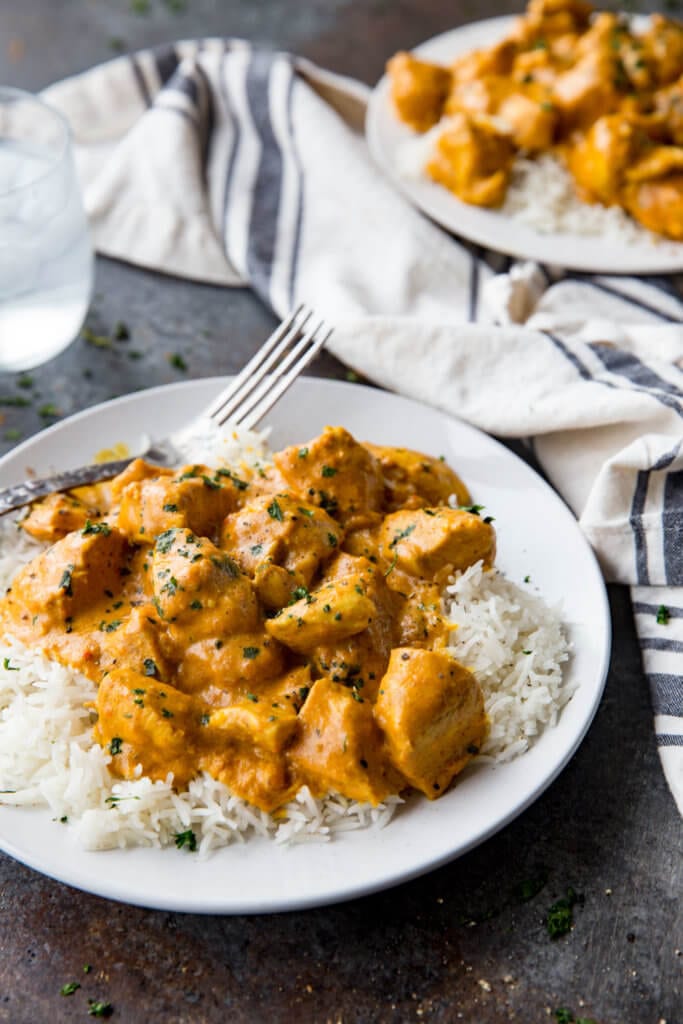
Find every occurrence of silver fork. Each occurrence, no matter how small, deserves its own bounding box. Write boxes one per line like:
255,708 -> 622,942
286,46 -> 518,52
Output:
0,305 -> 332,516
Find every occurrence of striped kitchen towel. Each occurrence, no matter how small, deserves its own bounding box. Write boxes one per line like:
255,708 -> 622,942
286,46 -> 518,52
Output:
43,41 -> 683,811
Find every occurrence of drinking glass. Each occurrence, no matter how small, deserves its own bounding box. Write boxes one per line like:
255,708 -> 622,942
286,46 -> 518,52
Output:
0,87 -> 93,372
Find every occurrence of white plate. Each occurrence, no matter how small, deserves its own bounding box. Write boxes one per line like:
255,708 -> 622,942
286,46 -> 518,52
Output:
0,378 -> 610,914
366,15 -> 683,275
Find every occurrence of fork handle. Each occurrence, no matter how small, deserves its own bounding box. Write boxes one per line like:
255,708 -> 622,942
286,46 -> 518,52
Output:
0,458 -> 136,516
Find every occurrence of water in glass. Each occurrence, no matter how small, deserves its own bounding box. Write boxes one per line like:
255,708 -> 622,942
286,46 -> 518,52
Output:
0,88 -> 93,372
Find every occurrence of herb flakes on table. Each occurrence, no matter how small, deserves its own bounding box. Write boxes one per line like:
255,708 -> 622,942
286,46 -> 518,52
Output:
546,886 -> 583,938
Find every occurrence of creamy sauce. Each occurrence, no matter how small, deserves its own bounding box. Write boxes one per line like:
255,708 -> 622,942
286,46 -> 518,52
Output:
0,427 -> 494,812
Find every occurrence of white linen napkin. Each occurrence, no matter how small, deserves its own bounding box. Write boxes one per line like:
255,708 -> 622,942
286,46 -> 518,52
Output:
42,41 -> 683,812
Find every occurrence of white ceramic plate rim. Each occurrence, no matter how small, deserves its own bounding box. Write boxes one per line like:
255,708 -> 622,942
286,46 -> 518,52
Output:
366,14 -> 683,274
0,378 -> 611,914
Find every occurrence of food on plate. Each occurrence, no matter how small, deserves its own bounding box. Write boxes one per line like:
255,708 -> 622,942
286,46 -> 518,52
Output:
0,426 -> 570,851
0,427 -> 492,813
386,0 -> 683,239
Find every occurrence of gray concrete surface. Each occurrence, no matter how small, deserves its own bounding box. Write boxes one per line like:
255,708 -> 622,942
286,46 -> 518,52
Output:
0,2 -> 681,1022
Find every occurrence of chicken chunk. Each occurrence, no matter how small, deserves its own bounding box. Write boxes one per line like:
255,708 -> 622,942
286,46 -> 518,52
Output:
387,51 -> 452,131
117,463 -> 238,543
566,113 -> 649,205
288,676 -> 402,805
95,668 -> 197,787
2,524 -> 130,628
151,527 -> 259,642
379,507 -> 496,582
622,173 -> 683,239
221,493 -> 342,586
265,582 -> 376,653
446,76 -> 557,152
273,427 -> 384,527
426,112 -> 514,207
310,554 -> 398,697
98,605 -> 174,681
643,15 -> 683,87
374,647 -> 488,798
200,700 -> 299,811
365,444 -> 470,511
552,51 -> 621,132
21,491 -> 103,543
395,582 -> 451,649
176,632 -> 286,704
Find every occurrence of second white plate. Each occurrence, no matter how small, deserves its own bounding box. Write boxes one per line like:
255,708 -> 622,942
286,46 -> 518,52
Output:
366,15 -> 683,274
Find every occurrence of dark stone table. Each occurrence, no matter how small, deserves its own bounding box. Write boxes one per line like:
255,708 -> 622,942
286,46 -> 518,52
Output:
0,2 -> 681,1022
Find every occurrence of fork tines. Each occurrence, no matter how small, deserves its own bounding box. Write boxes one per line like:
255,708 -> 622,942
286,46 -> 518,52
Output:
206,304 -> 332,430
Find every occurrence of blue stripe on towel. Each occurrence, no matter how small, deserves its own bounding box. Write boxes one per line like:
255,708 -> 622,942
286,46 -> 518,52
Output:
285,69 -> 304,309
630,470 -> 651,586
663,471 -> 683,586
657,734 -> 683,747
153,44 -> 180,87
649,674 -> 683,716
245,51 -> 284,305
640,637 -> 683,653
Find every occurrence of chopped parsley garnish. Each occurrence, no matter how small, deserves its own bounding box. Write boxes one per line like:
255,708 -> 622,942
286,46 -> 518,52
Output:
143,658 -> 159,678
298,447 -> 309,458
250,544 -> 263,556
290,585 -> 312,604
297,506 -> 314,517
87,1000 -> 113,1017
99,620 -> 121,633
327,532 -> 338,547
553,1011 -> 596,1024
243,646 -> 260,659
321,464 -> 338,477
190,599 -> 203,610
384,555 -> 398,577
459,504 -> 485,515
390,523 -> 415,548
161,707 -> 174,718
0,396 -> 30,408
163,503 -> 179,513
61,981 -> 81,996
109,737 -> 123,755
2,658 -> 19,671
155,529 -> 177,554
656,605 -> 670,625
546,888 -> 581,939
267,498 -> 283,521
513,866 -> 548,903
59,565 -> 74,597
169,352 -> 188,371
524,575 -> 531,583
215,468 -> 248,490
38,403 -> 59,419
246,692 -> 259,702
318,491 -> 338,515
173,829 -> 197,851
82,520 -> 111,536
17,374 -> 34,389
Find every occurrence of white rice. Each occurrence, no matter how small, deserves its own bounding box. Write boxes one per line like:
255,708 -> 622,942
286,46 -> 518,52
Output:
0,439 -> 571,853
396,126 -> 681,250
445,560 -> 572,762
